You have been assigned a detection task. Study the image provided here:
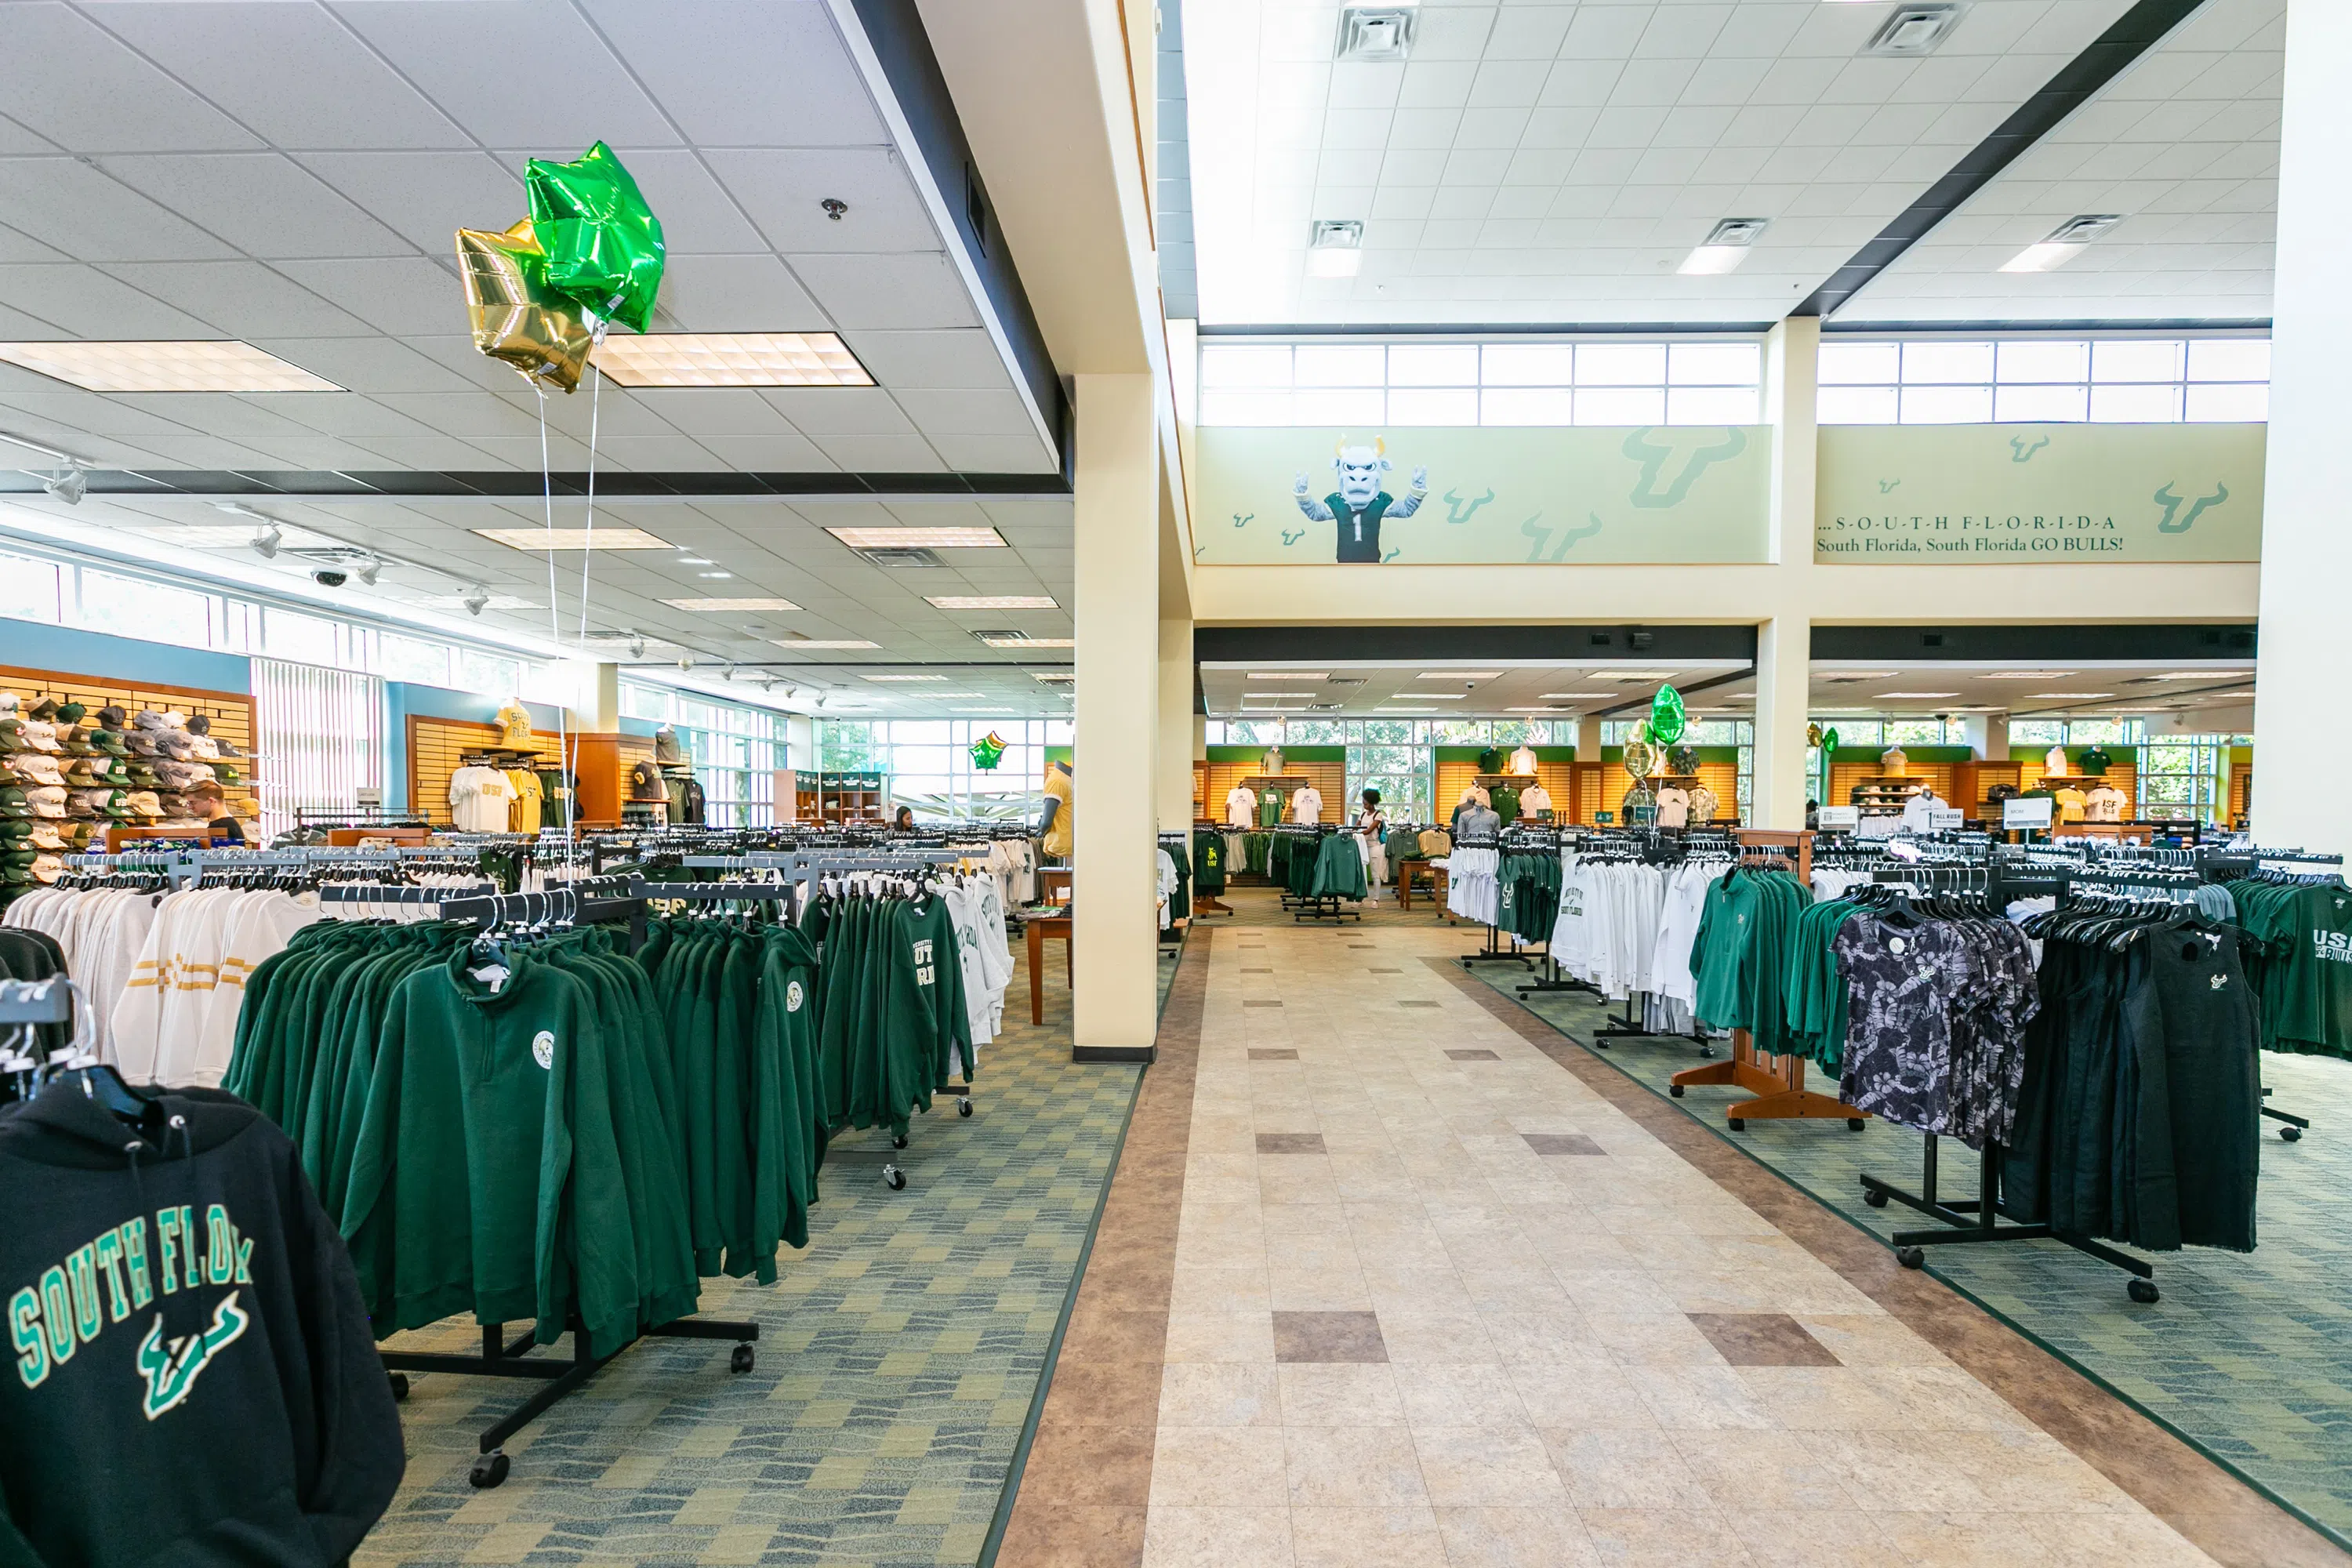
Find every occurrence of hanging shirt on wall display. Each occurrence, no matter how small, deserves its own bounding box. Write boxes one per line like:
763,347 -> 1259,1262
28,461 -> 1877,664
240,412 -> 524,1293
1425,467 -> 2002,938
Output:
448,765 -> 516,832
1655,786 -> 1690,829
1506,746 -> 1538,776
1689,784 -> 1718,823
2085,785 -> 2126,822
1225,786 -> 1257,828
1291,786 -> 1323,825
1519,783 -> 1553,818
494,700 -> 534,750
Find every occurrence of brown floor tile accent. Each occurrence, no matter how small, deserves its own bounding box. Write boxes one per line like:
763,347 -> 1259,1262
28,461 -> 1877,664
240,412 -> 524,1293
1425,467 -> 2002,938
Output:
1241,967 -> 1272,973
1348,943 -> 1376,949
1687,1312 -> 1841,1367
1399,999 -> 1440,1008
1522,1131 -> 1606,1156
1257,1131 -> 1325,1153
1249,1047 -> 1299,1061
1273,1310 -> 1389,1363
1000,930 -> 1213,1566
1428,955 -> 2352,1568
1370,967 -> 1403,973
1446,1047 -> 1501,1061
1243,999 -> 1283,1007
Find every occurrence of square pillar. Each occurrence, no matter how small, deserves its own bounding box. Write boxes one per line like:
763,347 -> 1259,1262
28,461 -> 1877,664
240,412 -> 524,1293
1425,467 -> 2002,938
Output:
1158,615 -> 1195,834
1073,372 -> 1161,1062
1752,615 -> 1810,829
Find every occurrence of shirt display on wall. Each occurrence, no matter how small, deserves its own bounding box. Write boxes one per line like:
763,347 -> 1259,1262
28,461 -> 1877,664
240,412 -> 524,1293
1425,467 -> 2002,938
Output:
1224,785 -> 1257,828
629,760 -> 670,804
1290,785 -> 1323,825
1900,790 -> 1949,833
1689,784 -> 1719,823
2085,785 -> 2126,822
494,700 -> 535,750
2045,746 -> 2071,778
1519,783 -> 1553,818
449,765 -> 517,832
1041,765 -> 1073,858
1505,746 -> 1538,776
1655,786 -> 1690,829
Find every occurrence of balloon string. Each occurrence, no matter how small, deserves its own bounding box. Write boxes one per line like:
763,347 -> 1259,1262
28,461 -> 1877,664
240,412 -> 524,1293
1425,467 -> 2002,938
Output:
535,383 -> 572,840
579,361 -> 601,652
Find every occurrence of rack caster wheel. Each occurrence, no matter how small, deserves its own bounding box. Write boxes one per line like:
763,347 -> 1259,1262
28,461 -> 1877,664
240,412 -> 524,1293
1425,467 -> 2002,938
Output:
1727,1117 -> 1745,1131
883,1164 -> 906,1191
2128,1278 -> 2160,1304
1896,1247 -> 1926,1270
730,1343 -> 756,1374
1669,1084 -> 1684,1098
892,1134 -> 908,1149
1846,1119 -> 1866,1131
2281,1126 -> 2302,1142
958,1098 -> 973,1117
470,1450 -> 510,1490
1864,1188 -> 1889,1208
387,1372 -> 409,1402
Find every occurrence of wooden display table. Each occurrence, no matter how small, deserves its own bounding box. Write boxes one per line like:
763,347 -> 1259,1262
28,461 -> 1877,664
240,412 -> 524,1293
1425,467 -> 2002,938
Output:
1026,915 -> 1073,1025
1397,861 -> 1446,910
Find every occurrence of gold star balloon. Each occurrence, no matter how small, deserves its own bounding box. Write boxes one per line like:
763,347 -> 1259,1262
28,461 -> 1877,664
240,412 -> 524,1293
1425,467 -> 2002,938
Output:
456,220 -> 593,393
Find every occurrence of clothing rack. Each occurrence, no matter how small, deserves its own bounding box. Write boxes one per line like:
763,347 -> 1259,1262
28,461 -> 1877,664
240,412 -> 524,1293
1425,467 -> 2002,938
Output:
1448,831 -> 1521,962
1272,822 -> 1360,924
1668,830 -> 1870,1129
379,875 -> 760,1487
1860,1136 -> 2158,1302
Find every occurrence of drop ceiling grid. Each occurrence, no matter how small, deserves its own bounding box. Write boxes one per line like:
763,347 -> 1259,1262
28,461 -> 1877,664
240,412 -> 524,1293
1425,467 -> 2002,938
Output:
0,0 -> 1055,474
1839,0 -> 2284,322
1186,0 -> 2141,324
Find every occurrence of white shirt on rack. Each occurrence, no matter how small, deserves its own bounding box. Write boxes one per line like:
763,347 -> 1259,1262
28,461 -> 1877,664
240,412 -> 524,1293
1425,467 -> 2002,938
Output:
1225,786 -> 1258,827
1290,786 -> 1323,825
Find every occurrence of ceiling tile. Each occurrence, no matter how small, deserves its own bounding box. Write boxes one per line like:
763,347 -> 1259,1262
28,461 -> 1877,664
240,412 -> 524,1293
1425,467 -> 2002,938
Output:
787,253 -> 978,330
807,434 -> 944,471
622,388 -> 794,436
576,0 -> 886,147
0,158 -> 238,263
691,435 -> 837,470
331,0 -> 678,149
272,257 -> 467,339
569,149 -> 766,255
0,263 -> 217,338
103,154 -> 412,260
837,329 -> 1014,391
292,152 -> 526,255
705,149 -> 942,254
926,434 -> 1060,474
247,336 -> 472,395
757,386 -> 916,436
96,2 -> 473,151
656,254 -> 831,333
891,388 -> 1039,438
96,261 -> 376,339
0,3 -> 262,153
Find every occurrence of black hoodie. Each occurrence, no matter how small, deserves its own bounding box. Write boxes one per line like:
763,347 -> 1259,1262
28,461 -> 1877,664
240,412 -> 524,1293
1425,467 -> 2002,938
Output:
0,1082 -> 405,1566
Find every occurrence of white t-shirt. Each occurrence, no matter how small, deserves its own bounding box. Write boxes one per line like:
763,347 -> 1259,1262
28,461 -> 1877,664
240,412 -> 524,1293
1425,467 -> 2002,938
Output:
2085,786 -> 2126,822
1900,790 -> 1947,832
1291,786 -> 1323,824
1506,746 -> 1539,775
2045,746 -> 2070,778
1655,786 -> 1690,829
1519,784 -> 1552,817
1224,786 -> 1257,828
450,764 -> 517,832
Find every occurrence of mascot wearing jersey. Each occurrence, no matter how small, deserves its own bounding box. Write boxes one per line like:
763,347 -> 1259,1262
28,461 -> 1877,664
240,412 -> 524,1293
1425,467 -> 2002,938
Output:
1294,437 -> 1427,564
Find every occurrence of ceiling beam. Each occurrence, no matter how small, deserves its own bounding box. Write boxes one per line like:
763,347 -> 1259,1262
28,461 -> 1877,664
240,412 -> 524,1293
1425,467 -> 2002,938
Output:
1794,0 -> 2214,321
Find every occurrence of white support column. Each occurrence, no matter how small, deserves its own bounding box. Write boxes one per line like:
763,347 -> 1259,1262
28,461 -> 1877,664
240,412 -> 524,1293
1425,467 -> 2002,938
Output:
1158,615 -> 1194,834
1751,317 -> 1820,829
1073,372 -> 1162,1061
2254,0 -> 2352,858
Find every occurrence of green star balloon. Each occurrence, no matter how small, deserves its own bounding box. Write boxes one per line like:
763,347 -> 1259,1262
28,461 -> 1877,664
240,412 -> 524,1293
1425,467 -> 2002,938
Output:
524,142 -> 666,334
1648,684 -> 1686,747
970,731 -> 1007,771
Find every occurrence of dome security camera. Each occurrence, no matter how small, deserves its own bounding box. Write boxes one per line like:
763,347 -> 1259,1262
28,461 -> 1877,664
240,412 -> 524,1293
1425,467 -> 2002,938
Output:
311,568 -> 348,589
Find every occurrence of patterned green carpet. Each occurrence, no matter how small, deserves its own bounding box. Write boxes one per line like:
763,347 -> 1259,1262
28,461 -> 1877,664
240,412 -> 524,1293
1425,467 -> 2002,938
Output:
1470,961 -> 2352,1550
358,951 -> 1140,1568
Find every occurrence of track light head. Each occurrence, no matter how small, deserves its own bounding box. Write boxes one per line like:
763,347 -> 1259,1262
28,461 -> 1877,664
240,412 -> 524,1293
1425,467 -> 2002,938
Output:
42,465 -> 85,506
461,586 -> 489,616
249,524 -> 281,561
355,556 -> 382,586
628,636 -> 647,659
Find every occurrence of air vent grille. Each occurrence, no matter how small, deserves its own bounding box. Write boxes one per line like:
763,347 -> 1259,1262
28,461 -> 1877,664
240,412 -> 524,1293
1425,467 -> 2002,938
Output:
856,546 -> 946,568
1864,2 -> 1967,56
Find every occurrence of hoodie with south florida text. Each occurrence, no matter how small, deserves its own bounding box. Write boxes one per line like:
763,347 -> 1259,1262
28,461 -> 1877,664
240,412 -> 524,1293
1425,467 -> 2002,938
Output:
0,1082 -> 404,1567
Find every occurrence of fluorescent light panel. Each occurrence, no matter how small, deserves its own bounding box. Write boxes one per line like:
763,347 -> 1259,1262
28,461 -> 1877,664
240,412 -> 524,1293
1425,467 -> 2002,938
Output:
1247,672 -> 1327,681
474,527 -> 671,550
1541,692 -> 1613,699
826,526 -> 1007,550
865,674 -> 950,682
0,339 -> 341,392
980,635 -> 1073,648
925,595 -> 1058,610
592,332 -> 873,387
1875,691 -> 1960,699
1393,692 -> 1462,699
2026,691 -> 2115,699
771,638 -> 880,650
1506,706 -> 1570,713
1981,671 -> 2078,680
1419,671 -> 1499,680
661,597 -> 800,612
2158,670 -> 2252,679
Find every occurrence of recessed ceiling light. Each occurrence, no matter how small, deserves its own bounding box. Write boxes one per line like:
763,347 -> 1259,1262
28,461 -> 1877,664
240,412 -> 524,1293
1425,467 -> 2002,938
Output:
1030,671 -> 1076,683
473,527 -> 671,550
1875,691 -> 1960,699
980,634 -> 1073,648
1819,670 -> 1900,680
696,571 -> 733,579
662,597 -> 801,612
1980,671 -> 2078,680
0,339 -> 342,392
2025,691 -> 2114,699
2000,215 -> 2120,274
1393,693 -> 1463,699
1246,672 -> 1327,681
826,526 -> 1007,550
771,638 -> 880,650
1419,672 -> 1500,681
1505,706 -> 1570,713
1307,219 -> 1363,278
926,594 -> 1059,610
1540,693 -> 1613,700
679,555 -> 713,564
2155,670 -> 2252,679
866,674 -> 949,682
592,331 -> 873,387
1678,218 -> 1768,276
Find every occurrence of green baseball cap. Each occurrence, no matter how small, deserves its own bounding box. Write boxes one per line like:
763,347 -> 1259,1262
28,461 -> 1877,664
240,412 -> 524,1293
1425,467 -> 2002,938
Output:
0,786 -> 27,819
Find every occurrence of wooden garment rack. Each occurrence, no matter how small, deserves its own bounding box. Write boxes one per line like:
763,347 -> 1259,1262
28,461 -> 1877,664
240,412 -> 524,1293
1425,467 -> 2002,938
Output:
1666,829 -> 1871,1132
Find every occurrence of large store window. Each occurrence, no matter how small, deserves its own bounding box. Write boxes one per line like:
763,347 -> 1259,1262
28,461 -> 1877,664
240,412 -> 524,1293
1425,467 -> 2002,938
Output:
1817,337 -> 2270,426
815,719 -> 1073,822
252,658 -> 384,840
1198,340 -> 1762,428
619,683 -> 787,827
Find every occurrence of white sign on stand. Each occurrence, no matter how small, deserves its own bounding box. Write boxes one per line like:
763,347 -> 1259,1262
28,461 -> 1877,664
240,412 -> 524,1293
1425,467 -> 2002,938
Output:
2003,797 -> 2053,829
1926,807 -> 1965,833
1815,805 -> 1860,829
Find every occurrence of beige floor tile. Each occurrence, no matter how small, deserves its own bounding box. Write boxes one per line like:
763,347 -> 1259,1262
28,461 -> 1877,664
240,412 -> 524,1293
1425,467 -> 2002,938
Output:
1789,1312 -> 1951,1370
1540,1427 -> 1715,1512
1149,1427 -> 1291,1509
1432,1504 -> 1602,1568
1859,1509 -> 2061,1566
1411,1425 -> 1570,1508
1371,1310 -> 1501,1364
1287,1505 -> 1446,1568
1509,1363 -> 1662,1430
1627,1365 -> 1779,1431
1277,1361 -> 1406,1427
1163,1310 -> 1276,1364
1735,1366 -> 1914,1431
1390,1362 -> 1527,1429
1142,1505 -> 1295,1568
1477,1309 -> 1616,1369
1283,1426 -> 1431,1508
1156,1362 -> 1280,1427
2013,1508 -> 2216,1565
1581,1309 -> 1730,1367
1168,1264 -> 1271,1317
1735,1509 -> 1915,1568
1669,1433 -> 1866,1512
1573,1505 -> 1756,1566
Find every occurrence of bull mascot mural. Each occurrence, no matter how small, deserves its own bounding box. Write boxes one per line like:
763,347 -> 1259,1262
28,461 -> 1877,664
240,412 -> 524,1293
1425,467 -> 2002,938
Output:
1294,436 -> 1428,564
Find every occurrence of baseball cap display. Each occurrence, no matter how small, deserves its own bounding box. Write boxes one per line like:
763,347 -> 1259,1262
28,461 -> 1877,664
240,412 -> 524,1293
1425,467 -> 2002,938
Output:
96,705 -> 126,730
25,786 -> 66,818
0,786 -> 26,819
85,727 -> 126,757
125,790 -> 162,818
6,755 -> 64,787
26,822 -> 65,851
26,697 -> 58,720
52,702 -> 85,725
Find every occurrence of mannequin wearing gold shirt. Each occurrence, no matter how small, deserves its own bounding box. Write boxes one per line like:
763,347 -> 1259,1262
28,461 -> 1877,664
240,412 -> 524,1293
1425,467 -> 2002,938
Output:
1040,760 -> 1074,858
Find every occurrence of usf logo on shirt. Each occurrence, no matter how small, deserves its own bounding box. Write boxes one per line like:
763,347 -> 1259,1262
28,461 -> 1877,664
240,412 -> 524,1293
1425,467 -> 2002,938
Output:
2313,930 -> 2352,966
912,938 -> 936,987
9,1203 -> 255,1397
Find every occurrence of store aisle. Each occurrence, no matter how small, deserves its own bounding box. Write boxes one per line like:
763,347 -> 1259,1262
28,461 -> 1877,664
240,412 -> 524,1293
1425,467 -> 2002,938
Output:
1013,923 -> 2279,1567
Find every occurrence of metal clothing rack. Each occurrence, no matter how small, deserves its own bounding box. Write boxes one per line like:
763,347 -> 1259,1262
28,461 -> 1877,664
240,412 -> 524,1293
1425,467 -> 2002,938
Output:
1860,1134 -> 2158,1303
384,877 -> 758,1486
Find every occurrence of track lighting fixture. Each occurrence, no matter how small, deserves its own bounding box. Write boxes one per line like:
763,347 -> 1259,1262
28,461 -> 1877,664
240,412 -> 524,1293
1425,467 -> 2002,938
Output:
629,636 -> 647,659
355,556 -> 382,586
461,586 -> 489,616
249,524 -> 282,560
42,465 -> 85,506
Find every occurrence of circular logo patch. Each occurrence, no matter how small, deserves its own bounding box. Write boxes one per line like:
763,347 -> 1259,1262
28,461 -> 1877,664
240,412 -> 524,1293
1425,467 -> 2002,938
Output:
532,1030 -> 555,1070
786,980 -> 806,1013
1888,936 -> 1907,956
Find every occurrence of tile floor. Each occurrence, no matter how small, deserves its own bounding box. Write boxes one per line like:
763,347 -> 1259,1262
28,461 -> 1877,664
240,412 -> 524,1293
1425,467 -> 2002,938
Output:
1142,919 -> 2225,1567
